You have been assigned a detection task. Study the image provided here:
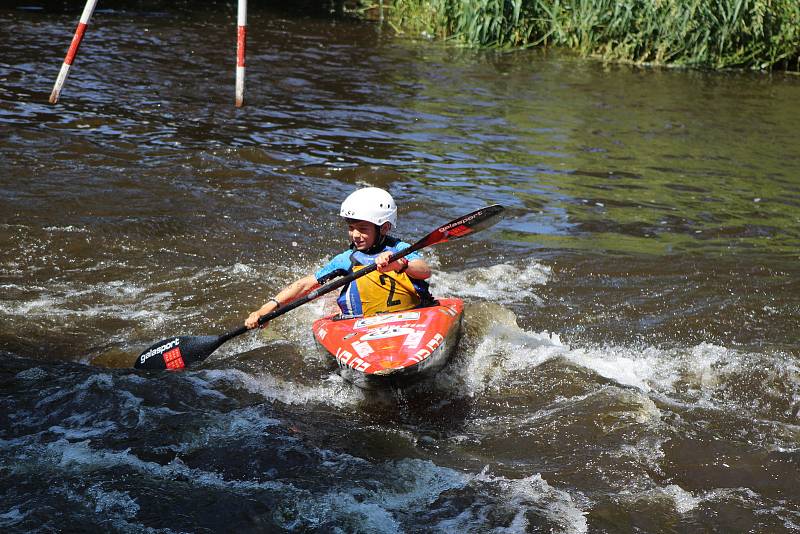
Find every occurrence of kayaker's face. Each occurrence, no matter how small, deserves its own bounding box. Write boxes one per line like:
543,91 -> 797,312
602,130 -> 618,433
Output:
348,220 -> 379,250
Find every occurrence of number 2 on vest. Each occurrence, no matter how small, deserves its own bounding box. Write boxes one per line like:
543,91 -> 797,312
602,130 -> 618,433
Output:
379,274 -> 401,307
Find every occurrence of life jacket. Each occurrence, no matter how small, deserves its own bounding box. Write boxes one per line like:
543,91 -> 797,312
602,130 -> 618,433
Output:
336,237 -> 433,317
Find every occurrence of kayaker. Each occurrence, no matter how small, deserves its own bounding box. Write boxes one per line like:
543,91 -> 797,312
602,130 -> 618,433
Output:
245,187 -> 433,329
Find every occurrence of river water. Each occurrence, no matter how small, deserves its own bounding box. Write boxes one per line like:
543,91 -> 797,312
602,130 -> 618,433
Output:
2,3 -> 800,533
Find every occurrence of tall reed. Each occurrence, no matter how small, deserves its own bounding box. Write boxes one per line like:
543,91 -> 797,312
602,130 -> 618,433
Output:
373,0 -> 800,70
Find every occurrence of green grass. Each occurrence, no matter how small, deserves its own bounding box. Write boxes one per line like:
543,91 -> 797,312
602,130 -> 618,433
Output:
363,0 -> 800,70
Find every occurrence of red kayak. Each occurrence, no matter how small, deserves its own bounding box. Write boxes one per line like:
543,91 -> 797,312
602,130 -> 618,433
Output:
312,298 -> 464,389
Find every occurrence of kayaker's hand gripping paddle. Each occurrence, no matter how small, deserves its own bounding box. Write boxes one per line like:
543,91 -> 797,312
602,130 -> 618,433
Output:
133,204 -> 505,370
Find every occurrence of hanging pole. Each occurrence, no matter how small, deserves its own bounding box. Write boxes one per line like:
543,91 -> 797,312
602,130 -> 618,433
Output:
49,0 -> 99,104
235,0 -> 247,107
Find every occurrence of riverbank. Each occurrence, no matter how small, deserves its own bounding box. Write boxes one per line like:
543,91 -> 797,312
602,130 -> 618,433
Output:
362,0 -> 800,71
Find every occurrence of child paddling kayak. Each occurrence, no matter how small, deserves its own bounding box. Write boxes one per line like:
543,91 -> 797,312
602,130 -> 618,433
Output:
245,187 -> 434,329
134,202 -> 502,371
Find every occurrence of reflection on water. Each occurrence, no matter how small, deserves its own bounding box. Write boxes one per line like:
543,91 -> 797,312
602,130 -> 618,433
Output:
1,3 -> 799,532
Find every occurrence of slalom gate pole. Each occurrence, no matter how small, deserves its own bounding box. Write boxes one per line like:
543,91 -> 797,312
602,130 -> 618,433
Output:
49,0 -> 99,104
235,0 -> 247,107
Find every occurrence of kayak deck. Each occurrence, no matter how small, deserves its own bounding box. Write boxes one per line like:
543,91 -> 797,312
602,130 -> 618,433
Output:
312,298 -> 464,389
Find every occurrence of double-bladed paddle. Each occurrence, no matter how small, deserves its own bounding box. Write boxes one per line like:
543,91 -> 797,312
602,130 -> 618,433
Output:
133,204 -> 505,370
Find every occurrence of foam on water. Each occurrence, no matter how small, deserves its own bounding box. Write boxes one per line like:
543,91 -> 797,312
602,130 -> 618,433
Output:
561,343 -> 737,394
2,269 -> 790,531
212,330 -> 271,359
614,483 -> 704,521
284,458 -> 466,532
662,484 -> 703,514
0,280 -> 174,326
0,507 -> 29,528
432,302 -> 565,395
456,324 -> 564,396
202,367 -> 365,407
12,364 -> 589,531
14,438 -> 281,496
622,483 -> 800,529
181,261 -> 268,286
435,468 -> 588,534
263,292 -> 331,348
43,225 -> 89,233
5,390 -> 587,533
564,342 -> 800,424
423,260 -> 798,428
211,291 -> 330,362
153,404 -> 284,456
14,366 -> 49,381
44,483 -> 151,534
3,374 -> 142,446
48,420 -> 119,441
86,484 -> 140,518
0,260 -> 293,356
431,261 -> 551,303
451,303 -> 799,425
35,373 -> 116,409
275,457 -> 588,533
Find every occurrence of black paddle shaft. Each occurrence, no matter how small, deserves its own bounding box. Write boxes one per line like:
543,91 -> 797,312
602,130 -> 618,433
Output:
133,204 -> 505,370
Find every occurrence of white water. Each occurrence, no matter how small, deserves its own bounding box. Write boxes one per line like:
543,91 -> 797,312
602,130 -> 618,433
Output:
4,253 -> 796,531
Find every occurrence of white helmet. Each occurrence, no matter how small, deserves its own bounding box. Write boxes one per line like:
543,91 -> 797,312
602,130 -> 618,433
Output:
340,187 -> 397,229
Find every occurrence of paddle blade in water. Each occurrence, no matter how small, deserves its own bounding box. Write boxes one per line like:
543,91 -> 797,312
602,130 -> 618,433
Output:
134,335 -> 225,370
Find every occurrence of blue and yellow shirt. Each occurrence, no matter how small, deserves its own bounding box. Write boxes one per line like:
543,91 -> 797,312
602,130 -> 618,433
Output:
315,236 -> 433,317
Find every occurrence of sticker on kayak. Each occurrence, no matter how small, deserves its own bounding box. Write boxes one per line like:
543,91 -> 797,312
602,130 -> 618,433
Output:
439,306 -> 457,317
354,312 -> 420,329
352,340 -> 374,357
403,330 -> 425,348
360,326 -> 416,340
411,333 -> 445,363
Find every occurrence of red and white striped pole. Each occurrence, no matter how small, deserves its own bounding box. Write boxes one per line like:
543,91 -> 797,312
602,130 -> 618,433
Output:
49,0 -> 99,104
235,0 -> 247,107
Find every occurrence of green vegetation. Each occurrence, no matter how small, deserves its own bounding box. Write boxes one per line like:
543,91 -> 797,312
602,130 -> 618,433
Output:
363,0 -> 800,70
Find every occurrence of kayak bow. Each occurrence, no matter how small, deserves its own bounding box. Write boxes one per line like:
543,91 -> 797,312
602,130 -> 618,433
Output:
312,298 -> 464,389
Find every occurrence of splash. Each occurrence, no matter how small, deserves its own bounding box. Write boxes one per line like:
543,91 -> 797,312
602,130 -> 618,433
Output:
282,458 -> 466,532
447,303 -> 800,429
441,468 -> 588,534
431,262 -> 551,303
436,302 -> 565,396
201,368 -> 365,408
